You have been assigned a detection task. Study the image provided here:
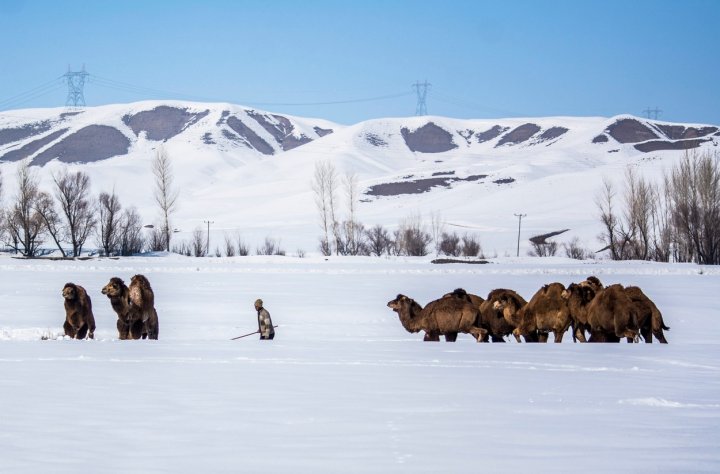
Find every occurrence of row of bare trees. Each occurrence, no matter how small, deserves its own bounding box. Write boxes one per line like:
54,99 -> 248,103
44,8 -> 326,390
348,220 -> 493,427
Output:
312,161 -> 483,257
0,147 -> 178,258
597,150 -> 720,264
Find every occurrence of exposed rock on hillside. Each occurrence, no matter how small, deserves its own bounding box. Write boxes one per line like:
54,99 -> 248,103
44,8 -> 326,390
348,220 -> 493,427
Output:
496,123 -> 541,147
123,106 -> 209,141
606,118 -> 658,143
401,122 -> 458,153
32,125 -> 131,165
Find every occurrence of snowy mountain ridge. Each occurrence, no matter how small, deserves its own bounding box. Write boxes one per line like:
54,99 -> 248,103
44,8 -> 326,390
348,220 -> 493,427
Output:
0,101 -> 718,256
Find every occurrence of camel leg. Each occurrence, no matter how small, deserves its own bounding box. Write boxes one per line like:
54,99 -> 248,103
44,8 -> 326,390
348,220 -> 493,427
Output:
63,321 -> 76,338
423,332 -> 440,342
574,326 -> 587,343
444,332 -> 458,342
553,331 -> 564,343
76,324 -> 89,340
490,334 -> 506,343
117,320 -> 130,340
470,328 -> 488,342
537,332 -> 549,343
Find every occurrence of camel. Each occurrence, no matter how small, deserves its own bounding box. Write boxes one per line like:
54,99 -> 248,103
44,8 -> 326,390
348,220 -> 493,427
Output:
101,277 -> 158,340
512,282 -> 572,343
442,288 -> 494,342
623,286 -> 669,343
62,283 -> 96,339
561,282 -> 596,342
387,294 -> 486,342
484,289 -> 529,342
129,274 -> 159,340
585,284 -> 640,342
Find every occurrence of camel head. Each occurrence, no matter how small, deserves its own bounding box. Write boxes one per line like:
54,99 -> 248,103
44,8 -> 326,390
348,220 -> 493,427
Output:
579,276 -> 604,293
562,283 -> 596,304
62,283 -> 78,301
387,294 -> 410,311
101,277 -> 126,298
387,294 -> 423,316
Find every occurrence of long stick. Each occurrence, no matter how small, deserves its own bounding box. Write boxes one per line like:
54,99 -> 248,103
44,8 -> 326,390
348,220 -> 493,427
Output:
230,325 -> 279,340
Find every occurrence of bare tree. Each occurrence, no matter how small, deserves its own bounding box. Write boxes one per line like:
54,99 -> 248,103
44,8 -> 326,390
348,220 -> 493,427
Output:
596,178 -> 621,259
35,191 -> 66,256
257,237 -> 285,256
667,150 -> 720,264
430,211 -> 445,256
191,227 -> 207,257
342,171 -> 360,254
97,190 -> 123,256
395,214 -> 432,256
312,160 -> 338,256
461,233 -> 482,257
439,231 -> 461,256
365,224 -> 392,256
119,207 -> 145,256
6,162 -> 45,256
236,233 -> 249,256
153,146 -> 179,251
52,170 -> 96,257
224,234 -> 236,257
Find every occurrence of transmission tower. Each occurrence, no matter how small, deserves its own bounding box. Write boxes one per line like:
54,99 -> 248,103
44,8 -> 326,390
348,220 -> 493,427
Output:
63,65 -> 89,107
642,106 -> 662,120
412,80 -> 431,116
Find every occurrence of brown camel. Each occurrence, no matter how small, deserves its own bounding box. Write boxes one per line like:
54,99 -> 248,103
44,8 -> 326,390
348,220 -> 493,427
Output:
585,284 -> 640,342
129,274 -> 159,340
513,282 -> 572,343
561,282 -> 596,342
387,294 -> 486,342
101,277 -> 157,340
62,283 -> 96,339
624,286 -> 669,343
483,289 -> 528,342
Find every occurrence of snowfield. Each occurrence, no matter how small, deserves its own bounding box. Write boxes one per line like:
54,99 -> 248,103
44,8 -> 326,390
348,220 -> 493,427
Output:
1,254 -> 718,473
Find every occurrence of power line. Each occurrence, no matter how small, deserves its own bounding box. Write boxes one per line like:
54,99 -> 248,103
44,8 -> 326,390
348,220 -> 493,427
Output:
0,78 -> 64,110
91,74 -> 412,107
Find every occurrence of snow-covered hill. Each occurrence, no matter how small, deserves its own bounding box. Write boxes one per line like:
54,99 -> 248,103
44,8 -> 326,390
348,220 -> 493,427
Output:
1,101 -> 718,256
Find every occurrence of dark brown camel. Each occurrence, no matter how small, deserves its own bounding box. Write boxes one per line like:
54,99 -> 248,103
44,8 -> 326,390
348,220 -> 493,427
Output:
62,283 -> 96,339
513,282 -> 572,343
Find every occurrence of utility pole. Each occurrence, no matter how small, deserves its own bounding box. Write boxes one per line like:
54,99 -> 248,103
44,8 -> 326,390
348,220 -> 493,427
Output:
514,213 -> 526,257
203,220 -> 214,256
63,65 -> 89,107
412,80 -> 431,116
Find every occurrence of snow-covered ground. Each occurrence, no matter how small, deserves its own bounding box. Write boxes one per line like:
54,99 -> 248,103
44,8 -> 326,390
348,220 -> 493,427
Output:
1,254 -> 718,473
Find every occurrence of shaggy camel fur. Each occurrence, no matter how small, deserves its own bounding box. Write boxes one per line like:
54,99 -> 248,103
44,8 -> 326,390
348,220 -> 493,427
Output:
624,286 -> 669,343
387,294 -> 486,342
585,284 -> 640,342
512,282 -> 572,343
62,283 -> 96,339
561,283 -> 596,342
129,274 -> 159,340
101,277 -> 159,340
484,289 -> 529,342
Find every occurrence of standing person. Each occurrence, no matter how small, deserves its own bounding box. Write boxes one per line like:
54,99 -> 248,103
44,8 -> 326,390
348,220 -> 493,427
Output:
254,299 -> 275,340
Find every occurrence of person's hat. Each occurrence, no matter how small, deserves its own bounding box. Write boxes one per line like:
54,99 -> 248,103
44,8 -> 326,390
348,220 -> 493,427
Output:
254,299 -> 263,307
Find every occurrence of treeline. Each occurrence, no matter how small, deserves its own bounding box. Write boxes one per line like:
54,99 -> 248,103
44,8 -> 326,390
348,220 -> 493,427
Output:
312,160 -> 484,257
0,149 -> 178,257
597,150 -> 720,265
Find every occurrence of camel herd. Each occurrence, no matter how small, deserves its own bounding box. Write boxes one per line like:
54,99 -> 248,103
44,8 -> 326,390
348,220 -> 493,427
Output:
61,275 -> 159,340
387,276 -> 670,343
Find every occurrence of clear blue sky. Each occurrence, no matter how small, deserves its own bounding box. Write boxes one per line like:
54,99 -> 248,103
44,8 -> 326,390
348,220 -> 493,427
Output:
1,0 -> 718,125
